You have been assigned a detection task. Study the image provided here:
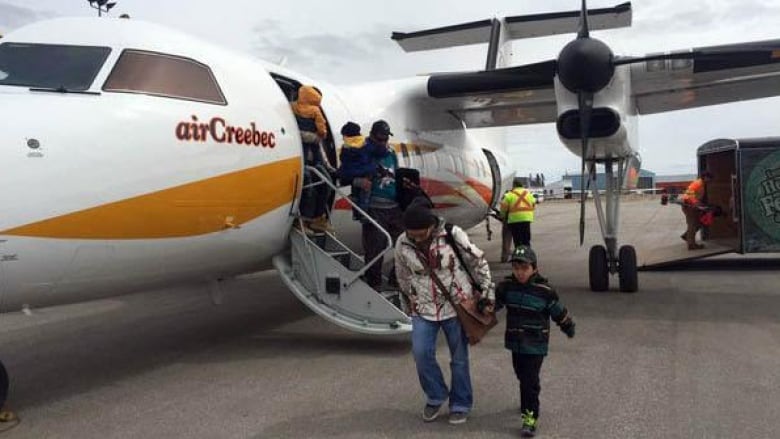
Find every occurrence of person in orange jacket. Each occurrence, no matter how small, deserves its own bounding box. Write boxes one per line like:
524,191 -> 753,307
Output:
291,85 -> 333,232
680,171 -> 713,250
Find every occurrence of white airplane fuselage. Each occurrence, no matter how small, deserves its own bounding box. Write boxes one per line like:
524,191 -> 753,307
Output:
0,18 -> 509,311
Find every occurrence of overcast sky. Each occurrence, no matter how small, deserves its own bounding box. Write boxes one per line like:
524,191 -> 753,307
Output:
3,0 -> 780,181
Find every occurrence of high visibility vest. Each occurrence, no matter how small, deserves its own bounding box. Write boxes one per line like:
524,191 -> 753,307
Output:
499,188 -> 536,223
682,178 -> 704,205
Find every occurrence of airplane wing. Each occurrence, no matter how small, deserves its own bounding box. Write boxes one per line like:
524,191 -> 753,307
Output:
418,39 -> 780,129
629,39 -> 780,114
424,61 -> 557,128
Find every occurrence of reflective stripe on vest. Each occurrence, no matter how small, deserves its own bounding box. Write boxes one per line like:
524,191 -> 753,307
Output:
506,189 -> 535,223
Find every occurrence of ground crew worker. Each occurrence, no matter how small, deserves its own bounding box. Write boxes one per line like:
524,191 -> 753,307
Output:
680,171 -> 713,250
493,192 -> 514,262
499,179 -> 537,247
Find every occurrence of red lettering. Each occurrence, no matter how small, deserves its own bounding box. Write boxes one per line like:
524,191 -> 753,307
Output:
226,126 -> 235,143
251,123 -> 261,146
175,122 -> 191,140
178,116 -> 275,148
191,123 -> 201,141
210,117 -> 226,142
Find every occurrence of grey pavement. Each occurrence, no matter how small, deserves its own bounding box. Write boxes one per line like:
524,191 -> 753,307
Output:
0,197 -> 778,438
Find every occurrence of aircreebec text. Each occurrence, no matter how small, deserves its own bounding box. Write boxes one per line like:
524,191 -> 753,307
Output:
176,115 -> 276,148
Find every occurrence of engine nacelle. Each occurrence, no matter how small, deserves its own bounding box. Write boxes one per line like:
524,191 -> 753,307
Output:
553,66 -> 638,161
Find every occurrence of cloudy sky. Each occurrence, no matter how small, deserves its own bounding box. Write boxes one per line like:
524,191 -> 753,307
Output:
2,0 -> 780,181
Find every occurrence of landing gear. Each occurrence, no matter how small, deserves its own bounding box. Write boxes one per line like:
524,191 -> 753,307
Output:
589,245 -> 609,291
618,245 -> 638,292
586,157 -> 640,292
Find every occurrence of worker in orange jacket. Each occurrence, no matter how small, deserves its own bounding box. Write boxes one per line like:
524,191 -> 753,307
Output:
680,171 -> 713,250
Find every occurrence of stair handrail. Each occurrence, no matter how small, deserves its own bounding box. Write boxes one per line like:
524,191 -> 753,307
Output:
301,165 -> 394,289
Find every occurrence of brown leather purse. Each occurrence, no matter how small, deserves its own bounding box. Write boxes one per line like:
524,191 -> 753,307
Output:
427,268 -> 497,345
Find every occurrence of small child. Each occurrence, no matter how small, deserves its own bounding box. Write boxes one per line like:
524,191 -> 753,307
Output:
495,245 -> 575,437
337,122 -> 374,221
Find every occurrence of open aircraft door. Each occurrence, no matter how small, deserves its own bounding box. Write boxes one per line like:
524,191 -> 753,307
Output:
482,149 -> 502,208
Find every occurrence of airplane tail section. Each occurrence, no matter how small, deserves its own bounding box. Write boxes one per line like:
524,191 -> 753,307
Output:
392,2 -> 632,69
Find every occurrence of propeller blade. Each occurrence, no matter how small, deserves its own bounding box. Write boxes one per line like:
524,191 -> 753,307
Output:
577,0 -> 590,39
577,90 -> 594,246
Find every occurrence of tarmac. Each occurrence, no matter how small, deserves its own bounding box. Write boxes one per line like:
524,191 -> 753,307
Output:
0,196 -> 778,438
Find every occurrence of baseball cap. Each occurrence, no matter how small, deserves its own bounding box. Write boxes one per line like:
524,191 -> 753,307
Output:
510,245 -> 537,264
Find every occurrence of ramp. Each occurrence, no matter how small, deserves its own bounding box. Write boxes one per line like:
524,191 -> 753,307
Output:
639,239 -> 735,270
622,198 -> 737,270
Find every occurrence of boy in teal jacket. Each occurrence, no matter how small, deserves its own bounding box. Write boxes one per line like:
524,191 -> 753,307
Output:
495,245 -> 575,437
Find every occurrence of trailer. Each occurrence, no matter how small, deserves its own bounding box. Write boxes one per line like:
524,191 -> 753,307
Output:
639,137 -> 780,269
698,137 -> 780,253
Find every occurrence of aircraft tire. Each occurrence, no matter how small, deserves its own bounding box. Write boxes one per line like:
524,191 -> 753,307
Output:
0,360 -> 7,409
589,245 -> 609,292
618,245 -> 638,293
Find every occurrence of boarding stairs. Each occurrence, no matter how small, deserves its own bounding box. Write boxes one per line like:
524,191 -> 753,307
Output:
272,166 -> 411,335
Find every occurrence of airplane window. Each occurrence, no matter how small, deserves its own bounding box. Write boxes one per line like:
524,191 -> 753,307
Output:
103,50 -> 226,105
0,43 -> 110,90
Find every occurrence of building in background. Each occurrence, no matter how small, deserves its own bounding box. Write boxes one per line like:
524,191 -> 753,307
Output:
567,169 -> 656,193
655,174 -> 697,194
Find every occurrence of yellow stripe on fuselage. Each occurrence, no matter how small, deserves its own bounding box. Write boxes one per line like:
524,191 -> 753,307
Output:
1,157 -> 300,239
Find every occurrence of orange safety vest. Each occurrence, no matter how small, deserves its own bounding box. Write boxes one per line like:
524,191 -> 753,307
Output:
682,178 -> 704,205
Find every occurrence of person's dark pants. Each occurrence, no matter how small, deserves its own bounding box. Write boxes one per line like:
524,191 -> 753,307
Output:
501,220 -> 513,262
300,166 -> 331,220
512,353 -> 544,417
362,206 -> 403,290
509,221 -> 531,247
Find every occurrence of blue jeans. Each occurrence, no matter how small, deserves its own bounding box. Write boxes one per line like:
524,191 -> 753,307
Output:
411,316 -> 473,413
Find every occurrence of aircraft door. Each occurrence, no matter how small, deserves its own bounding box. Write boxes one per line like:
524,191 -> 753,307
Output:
482,149 -> 502,207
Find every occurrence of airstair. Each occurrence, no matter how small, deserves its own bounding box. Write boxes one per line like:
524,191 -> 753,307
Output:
272,166 -> 411,334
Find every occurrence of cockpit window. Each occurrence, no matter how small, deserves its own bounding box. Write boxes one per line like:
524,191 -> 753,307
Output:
103,50 -> 226,105
0,43 -> 110,90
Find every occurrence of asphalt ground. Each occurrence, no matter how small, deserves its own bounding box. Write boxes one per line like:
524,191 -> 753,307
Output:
0,197 -> 778,438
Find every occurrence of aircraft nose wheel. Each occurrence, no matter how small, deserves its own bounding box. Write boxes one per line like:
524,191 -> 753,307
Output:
589,245 -> 609,291
618,245 -> 638,293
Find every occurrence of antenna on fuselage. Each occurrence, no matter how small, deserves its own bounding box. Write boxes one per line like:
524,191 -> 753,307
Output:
87,0 -> 118,17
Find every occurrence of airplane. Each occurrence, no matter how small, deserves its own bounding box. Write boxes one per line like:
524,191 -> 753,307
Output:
2,1 -> 780,411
